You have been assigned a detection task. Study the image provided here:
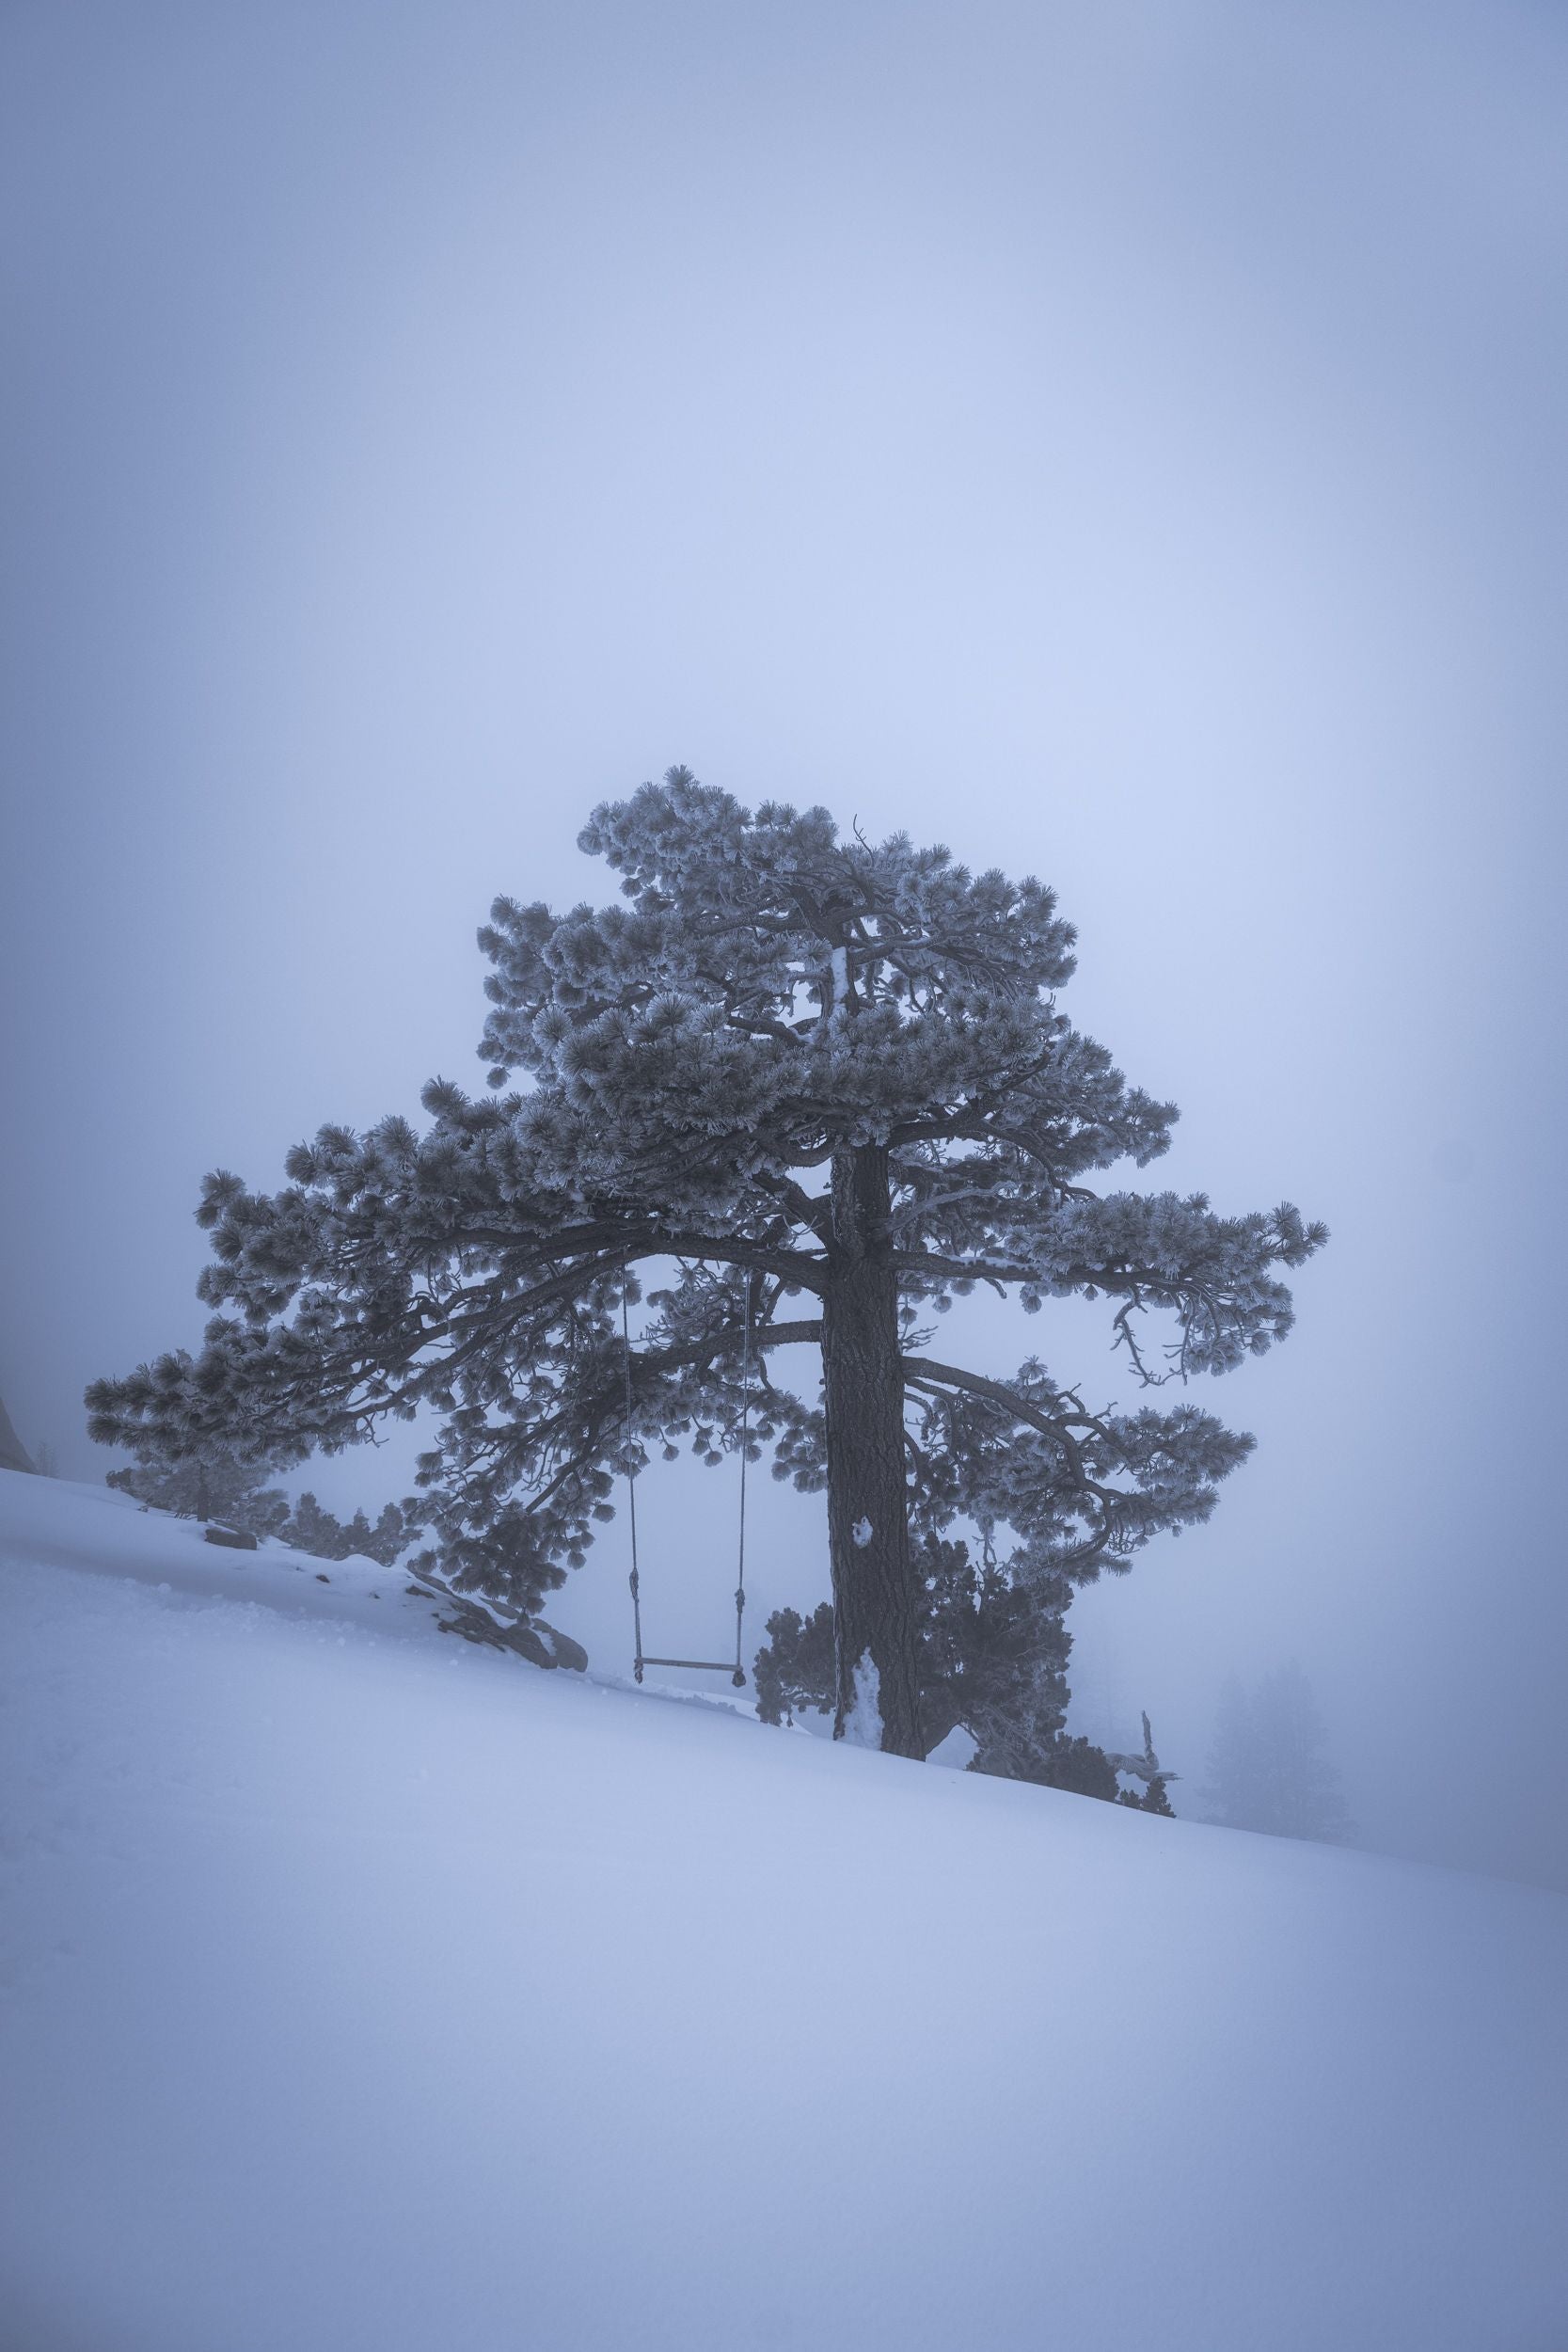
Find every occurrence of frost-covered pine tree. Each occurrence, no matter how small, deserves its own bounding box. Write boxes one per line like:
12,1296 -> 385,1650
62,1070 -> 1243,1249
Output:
1203,1676 -> 1259,1824
107,1448 -> 292,1537
87,770 -> 1324,1759
282,1493 -> 412,1566
1202,1663 -> 1353,1842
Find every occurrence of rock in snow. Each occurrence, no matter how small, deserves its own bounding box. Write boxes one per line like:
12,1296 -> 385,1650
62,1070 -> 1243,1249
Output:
0,1393 -> 35,1475
202,1521 -> 259,1551
1,1467 -> 1565,2351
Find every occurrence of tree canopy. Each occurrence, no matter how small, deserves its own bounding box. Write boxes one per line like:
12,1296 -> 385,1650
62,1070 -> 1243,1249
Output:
1202,1664 -> 1353,1842
88,769 -> 1324,1757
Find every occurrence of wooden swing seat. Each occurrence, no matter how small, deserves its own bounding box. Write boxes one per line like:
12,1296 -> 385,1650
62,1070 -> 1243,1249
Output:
639,1656 -> 745,1676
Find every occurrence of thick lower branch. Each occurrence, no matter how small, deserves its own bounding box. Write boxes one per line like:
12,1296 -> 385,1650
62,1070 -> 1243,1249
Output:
653,1234 -> 828,1293
900,1355 -> 1107,1494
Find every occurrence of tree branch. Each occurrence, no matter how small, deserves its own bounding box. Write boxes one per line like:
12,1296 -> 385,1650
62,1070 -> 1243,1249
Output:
892,1251 -> 1035,1285
653,1233 -> 828,1293
899,1355 -> 1101,1486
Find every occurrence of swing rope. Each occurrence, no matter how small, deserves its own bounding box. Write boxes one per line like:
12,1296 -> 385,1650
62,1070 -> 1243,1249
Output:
623,1284 -> 645,1684
732,1271 -> 752,1686
623,1266 -> 751,1691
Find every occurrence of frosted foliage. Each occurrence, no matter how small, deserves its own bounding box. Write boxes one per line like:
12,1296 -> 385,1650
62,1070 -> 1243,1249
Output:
754,1545 -> 1092,1788
86,771 -> 1324,1651
105,1450 -> 290,1537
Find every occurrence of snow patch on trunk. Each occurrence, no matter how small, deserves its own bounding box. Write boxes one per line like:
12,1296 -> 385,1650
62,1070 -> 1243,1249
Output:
842,1648 -> 882,1748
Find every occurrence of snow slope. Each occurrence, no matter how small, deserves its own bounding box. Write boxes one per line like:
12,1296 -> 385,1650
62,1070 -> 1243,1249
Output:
2,1470 -> 1565,2351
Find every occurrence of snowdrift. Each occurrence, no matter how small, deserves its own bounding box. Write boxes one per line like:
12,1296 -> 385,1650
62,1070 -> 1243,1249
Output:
2,1470 -> 1564,2351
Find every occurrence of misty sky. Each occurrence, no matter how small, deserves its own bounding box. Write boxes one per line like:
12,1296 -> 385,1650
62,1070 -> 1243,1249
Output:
4,1 -> 1565,1888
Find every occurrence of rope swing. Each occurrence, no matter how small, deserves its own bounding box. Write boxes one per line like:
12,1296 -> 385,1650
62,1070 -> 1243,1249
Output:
625,1271 -> 751,1690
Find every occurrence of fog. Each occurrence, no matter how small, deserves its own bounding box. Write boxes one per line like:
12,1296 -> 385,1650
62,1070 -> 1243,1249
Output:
4,1 -> 1565,1888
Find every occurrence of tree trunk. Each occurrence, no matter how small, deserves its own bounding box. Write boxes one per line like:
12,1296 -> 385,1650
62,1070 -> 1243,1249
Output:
822,1145 -> 924,1757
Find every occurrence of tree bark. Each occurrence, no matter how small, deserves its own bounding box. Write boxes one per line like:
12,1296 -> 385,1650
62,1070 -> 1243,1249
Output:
822,1145 -> 924,1757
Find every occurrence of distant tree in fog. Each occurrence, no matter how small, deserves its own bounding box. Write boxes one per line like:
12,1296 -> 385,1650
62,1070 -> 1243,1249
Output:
108,1449 -> 292,1535
1202,1662 -> 1352,1844
108,1451 -> 410,1563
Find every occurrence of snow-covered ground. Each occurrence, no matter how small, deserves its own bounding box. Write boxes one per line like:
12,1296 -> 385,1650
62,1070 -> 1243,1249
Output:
3,1471 -> 1565,2351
